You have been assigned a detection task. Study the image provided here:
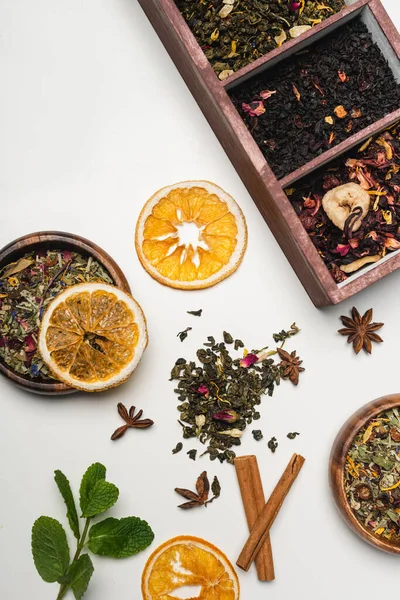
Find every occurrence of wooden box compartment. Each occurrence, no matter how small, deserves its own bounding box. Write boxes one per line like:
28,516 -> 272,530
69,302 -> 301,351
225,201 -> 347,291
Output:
137,0 -> 400,306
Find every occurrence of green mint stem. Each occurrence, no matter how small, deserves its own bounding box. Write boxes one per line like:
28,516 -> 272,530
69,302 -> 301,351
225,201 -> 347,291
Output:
56,518 -> 91,600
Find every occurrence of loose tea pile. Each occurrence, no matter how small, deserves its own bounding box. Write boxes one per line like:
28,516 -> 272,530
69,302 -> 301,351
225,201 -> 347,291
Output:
0,250 -> 113,380
170,326 -> 303,464
175,0 -> 345,79
230,20 -> 400,178
345,408 -> 400,543
287,121 -> 400,282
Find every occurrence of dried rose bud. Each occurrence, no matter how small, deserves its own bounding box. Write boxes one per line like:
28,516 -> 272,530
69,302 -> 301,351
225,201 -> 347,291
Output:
288,0 -> 301,12
197,385 -> 209,398
239,353 -> 258,368
220,428 -> 243,438
212,410 -> 239,423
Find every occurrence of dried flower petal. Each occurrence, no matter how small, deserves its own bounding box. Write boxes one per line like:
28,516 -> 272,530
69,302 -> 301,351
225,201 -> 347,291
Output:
242,101 -> 265,117
260,90 -> 277,100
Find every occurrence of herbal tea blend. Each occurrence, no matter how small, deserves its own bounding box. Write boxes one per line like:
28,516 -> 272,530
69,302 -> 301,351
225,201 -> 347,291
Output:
230,20 -> 400,178
0,250 -> 112,380
170,325 -> 303,464
287,122 -> 400,282
345,408 -> 400,543
175,0 -> 345,79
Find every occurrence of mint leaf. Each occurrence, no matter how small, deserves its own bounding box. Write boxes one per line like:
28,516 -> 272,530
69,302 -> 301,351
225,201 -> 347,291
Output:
81,480 -> 119,518
67,554 -> 94,600
54,470 -> 80,540
88,517 -> 154,558
31,517 -> 70,582
79,462 -> 106,515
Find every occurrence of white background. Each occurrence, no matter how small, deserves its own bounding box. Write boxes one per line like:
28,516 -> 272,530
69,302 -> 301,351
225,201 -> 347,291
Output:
1,1 -> 400,598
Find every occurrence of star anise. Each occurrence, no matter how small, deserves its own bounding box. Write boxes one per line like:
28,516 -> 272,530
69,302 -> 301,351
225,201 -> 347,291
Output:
175,471 -> 221,509
338,307 -> 384,354
111,403 -> 154,440
277,348 -> 305,385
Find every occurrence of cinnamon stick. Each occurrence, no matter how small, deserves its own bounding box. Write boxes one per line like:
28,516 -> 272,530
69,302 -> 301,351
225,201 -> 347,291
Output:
234,456 -> 275,581
236,453 -> 305,572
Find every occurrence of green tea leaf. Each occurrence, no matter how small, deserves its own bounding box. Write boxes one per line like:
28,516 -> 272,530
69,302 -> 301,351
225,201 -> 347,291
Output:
67,554 -> 94,600
81,480 -> 119,518
88,517 -> 154,558
54,470 -> 80,540
79,462 -> 106,515
31,516 -> 70,583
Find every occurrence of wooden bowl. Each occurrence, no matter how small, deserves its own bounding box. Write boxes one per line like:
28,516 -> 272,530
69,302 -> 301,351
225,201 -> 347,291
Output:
0,231 -> 130,396
330,393 -> 400,554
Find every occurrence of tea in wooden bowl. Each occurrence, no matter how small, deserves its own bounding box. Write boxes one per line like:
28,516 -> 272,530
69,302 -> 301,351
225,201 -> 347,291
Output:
0,232 -> 130,395
330,394 -> 400,553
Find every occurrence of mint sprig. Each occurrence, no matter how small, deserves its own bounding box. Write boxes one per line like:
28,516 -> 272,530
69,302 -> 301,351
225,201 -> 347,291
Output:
31,463 -> 154,599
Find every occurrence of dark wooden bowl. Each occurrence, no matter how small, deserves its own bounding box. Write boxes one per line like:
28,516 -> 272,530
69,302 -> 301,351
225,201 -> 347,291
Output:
330,393 -> 400,554
0,231 -> 130,396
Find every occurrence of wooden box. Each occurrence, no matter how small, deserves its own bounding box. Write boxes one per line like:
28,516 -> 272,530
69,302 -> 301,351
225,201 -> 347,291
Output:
137,0 -> 400,306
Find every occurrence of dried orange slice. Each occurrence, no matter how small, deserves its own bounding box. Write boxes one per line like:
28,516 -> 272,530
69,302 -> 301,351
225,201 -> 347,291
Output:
38,283 -> 147,392
135,181 -> 247,289
141,535 -> 240,600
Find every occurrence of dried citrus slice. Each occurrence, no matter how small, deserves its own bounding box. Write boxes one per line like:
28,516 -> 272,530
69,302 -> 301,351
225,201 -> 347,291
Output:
38,283 -> 147,392
141,535 -> 240,600
135,181 -> 247,289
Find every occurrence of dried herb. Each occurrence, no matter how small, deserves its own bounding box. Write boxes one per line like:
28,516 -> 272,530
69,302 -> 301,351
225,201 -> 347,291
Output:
287,122 -> 400,282
175,0 -> 345,79
175,471 -> 221,509
277,348 -> 304,385
252,430 -> 263,441
32,463 -> 154,599
234,339 -> 244,350
0,249 -> 113,380
187,449 -> 197,461
171,325 -> 302,463
172,442 -> 183,454
338,307 -> 383,355
230,19 -> 400,178
111,404 -> 154,440
267,437 -> 278,453
287,432 -> 300,439
223,331 -> 234,344
345,408 -> 400,542
273,323 -> 300,344
177,327 -> 192,342
187,309 -> 203,317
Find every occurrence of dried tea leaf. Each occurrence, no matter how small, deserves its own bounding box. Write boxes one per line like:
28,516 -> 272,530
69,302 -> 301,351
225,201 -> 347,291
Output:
187,309 -> 202,317
172,442 -> 183,454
